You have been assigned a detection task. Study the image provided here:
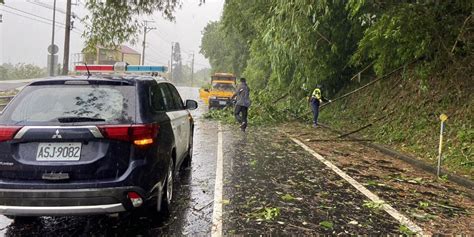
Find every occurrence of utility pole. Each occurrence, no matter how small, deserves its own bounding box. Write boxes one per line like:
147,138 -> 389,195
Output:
170,42 -> 174,81
141,20 -> 156,65
62,0 -> 72,75
191,52 -> 194,87
49,0 -> 57,76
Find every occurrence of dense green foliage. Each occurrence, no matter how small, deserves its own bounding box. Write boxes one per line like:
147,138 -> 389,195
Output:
350,1 -> 473,76
319,65 -> 473,178
0,63 -> 47,81
200,21 -> 249,75
200,0 -> 473,109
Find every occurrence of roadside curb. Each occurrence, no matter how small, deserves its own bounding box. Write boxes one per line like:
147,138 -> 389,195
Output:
318,124 -> 474,198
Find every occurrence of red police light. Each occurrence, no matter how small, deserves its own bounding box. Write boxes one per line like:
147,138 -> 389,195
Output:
74,65 -> 114,72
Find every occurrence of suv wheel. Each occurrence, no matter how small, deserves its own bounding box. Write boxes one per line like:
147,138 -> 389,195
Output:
160,158 -> 174,215
181,130 -> 193,169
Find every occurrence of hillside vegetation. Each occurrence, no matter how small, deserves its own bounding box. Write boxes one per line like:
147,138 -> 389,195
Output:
319,59 -> 473,178
200,1 -> 473,176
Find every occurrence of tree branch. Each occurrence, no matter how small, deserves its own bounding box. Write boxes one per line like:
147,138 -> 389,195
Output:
451,15 -> 472,54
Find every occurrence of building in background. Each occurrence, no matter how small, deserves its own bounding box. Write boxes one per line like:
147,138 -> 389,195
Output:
73,45 -> 141,66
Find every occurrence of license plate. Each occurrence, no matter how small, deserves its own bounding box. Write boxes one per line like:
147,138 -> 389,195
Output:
219,101 -> 227,105
36,143 -> 82,161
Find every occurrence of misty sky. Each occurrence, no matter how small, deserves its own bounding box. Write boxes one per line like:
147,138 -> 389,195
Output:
0,0 -> 224,70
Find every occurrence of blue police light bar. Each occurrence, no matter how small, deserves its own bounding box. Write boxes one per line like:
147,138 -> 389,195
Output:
126,65 -> 168,72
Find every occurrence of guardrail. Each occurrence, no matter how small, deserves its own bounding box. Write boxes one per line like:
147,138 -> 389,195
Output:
0,96 -> 14,111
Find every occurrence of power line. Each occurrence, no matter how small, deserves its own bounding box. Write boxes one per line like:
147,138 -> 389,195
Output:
147,45 -> 171,59
0,8 -> 82,35
150,30 -> 172,44
27,0 -> 67,14
145,53 -> 168,65
146,48 -> 169,61
1,8 -> 52,26
147,25 -> 195,54
146,58 -> 167,65
25,0 -> 90,28
149,30 -> 195,55
2,4 -> 66,27
140,33 -> 173,60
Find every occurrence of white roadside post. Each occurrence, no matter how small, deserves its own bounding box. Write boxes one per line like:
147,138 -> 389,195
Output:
437,113 -> 448,177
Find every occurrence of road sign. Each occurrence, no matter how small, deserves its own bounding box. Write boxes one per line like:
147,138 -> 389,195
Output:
48,44 -> 59,54
439,113 -> 448,122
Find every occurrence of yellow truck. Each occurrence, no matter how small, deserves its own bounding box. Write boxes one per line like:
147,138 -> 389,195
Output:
199,73 -> 236,109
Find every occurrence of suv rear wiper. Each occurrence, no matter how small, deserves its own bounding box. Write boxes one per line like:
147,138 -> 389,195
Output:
55,116 -> 106,123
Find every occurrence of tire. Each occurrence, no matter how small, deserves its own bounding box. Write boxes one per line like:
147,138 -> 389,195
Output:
181,130 -> 193,170
160,158 -> 174,216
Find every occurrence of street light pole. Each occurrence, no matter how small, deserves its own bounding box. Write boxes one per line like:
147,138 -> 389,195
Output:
49,0 -> 57,76
141,20 -> 155,65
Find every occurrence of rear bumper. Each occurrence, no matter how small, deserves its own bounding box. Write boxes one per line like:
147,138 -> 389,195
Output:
0,186 -> 150,216
209,98 -> 231,108
0,203 -> 125,216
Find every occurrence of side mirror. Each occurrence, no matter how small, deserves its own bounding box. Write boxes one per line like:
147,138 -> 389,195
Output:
185,100 -> 198,110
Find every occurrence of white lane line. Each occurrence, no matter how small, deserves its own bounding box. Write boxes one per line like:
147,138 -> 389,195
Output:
211,122 -> 224,237
290,137 -> 426,235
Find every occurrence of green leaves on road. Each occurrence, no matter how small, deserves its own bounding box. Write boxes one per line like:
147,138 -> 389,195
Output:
281,194 -> 296,202
363,200 -> 384,213
319,220 -> 334,230
249,207 -> 281,221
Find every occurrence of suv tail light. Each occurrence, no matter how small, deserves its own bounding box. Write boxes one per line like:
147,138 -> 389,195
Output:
98,124 -> 159,147
127,192 -> 143,207
0,126 -> 22,142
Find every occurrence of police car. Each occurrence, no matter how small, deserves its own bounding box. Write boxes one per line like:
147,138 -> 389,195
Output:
0,63 -> 197,218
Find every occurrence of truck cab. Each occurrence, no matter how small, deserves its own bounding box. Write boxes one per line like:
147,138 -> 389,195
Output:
199,73 -> 236,109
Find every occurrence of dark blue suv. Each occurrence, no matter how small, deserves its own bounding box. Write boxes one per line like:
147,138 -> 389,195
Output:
0,75 -> 197,217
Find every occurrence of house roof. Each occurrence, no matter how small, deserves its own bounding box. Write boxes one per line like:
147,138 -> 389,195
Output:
91,45 -> 140,55
120,45 -> 140,55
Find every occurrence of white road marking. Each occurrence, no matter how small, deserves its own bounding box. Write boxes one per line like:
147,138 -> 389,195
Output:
290,137 -> 426,235
211,122 -> 224,237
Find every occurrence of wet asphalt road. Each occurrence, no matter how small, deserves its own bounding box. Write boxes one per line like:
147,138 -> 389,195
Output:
221,128 -> 401,235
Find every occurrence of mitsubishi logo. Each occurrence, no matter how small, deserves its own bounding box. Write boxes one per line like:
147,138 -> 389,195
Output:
52,129 -> 62,139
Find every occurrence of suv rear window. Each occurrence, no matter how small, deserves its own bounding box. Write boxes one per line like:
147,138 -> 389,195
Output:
0,85 -> 136,125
